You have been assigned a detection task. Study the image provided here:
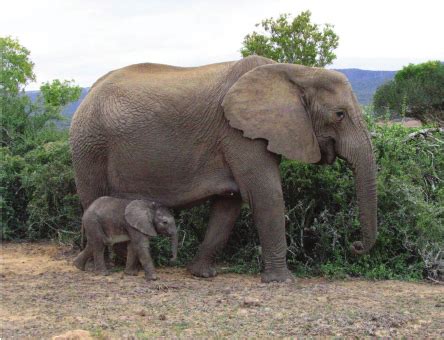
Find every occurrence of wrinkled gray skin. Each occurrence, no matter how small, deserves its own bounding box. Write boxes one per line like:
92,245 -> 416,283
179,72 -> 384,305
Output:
70,56 -> 377,283
73,197 -> 178,280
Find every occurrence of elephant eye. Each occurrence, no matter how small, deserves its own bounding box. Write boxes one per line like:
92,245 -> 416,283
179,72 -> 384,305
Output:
335,111 -> 345,120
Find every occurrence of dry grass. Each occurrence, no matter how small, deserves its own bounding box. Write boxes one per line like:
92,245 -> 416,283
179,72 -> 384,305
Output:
1,242 -> 443,338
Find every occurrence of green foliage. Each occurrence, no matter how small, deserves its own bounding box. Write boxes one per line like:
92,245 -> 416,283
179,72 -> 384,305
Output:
20,138 -> 81,241
0,148 -> 27,239
40,79 -> 82,110
1,37 -> 82,242
241,11 -> 339,67
0,36 -> 35,94
373,61 -> 444,125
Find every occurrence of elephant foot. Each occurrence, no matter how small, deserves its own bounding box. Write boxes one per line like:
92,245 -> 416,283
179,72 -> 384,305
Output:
145,273 -> 158,281
95,269 -> 110,276
124,268 -> 139,276
187,260 -> 217,278
261,268 -> 294,283
73,257 -> 86,271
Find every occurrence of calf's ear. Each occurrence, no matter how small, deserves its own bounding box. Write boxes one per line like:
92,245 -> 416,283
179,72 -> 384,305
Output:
125,200 -> 157,237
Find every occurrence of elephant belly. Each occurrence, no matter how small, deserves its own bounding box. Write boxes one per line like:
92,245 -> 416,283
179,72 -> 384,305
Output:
106,147 -> 239,208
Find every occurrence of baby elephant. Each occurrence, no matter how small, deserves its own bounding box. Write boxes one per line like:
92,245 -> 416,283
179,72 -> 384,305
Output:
73,197 -> 178,280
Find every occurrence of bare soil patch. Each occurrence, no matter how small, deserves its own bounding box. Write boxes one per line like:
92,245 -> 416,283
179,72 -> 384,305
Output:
1,242 -> 443,338
376,117 -> 423,128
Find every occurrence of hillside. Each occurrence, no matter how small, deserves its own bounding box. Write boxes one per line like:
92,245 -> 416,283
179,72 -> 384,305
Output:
27,69 -> 396,126
337,69 -> 396,104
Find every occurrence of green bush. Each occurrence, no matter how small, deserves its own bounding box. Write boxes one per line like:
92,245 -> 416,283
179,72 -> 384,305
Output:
21,138 -> 81,241
373,61 -> 444,125
0,148 -> 27,239
1,135 -> 82,242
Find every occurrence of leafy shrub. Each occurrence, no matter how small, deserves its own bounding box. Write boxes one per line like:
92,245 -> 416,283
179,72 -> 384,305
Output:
1,135 -> 82,242
373,61 -> 444,125
21,138 -> 81,241
0,148 -> 27,239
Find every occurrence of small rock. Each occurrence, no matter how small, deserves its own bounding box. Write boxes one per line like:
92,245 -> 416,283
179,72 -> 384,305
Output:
137,309 -> 146,316
243,297 -> 261,307
237,308 -> 249,316
222,288 -> 231,295
275,312 -> 284,320
52,330 -> 93,340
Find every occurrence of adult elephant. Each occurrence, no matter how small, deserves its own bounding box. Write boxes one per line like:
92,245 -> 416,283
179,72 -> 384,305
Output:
70,56 -> 377,282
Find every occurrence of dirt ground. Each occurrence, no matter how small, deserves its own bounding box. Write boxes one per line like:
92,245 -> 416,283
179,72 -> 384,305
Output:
1,243 -> 443,338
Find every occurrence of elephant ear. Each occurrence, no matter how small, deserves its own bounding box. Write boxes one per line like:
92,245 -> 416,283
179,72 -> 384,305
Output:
222,64 -> 321,163
124,200 -> 157,237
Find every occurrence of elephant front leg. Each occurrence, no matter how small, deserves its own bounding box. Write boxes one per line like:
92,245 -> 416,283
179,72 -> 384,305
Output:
127,229 -> 157,281
251,189 -> 293,283
124,242 -> 140,276
223,138 -> 293,283
188,195 -> 242,278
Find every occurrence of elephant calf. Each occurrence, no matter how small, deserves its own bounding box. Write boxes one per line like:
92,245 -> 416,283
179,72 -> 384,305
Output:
73,197 -> 178,280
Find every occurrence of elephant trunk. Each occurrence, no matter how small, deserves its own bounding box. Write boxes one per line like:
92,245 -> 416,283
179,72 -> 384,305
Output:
338,132 -> 378,255
351,151 -> 377,254
170,230 -> 178,262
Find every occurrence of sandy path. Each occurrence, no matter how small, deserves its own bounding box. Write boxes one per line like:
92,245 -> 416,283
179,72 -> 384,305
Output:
1,242 -> 443,338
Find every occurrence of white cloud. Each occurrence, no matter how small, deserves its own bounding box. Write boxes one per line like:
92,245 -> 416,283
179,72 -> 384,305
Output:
1,0 -> 443,89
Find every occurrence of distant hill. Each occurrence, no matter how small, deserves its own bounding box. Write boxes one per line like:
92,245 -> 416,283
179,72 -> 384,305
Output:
27,68 -> 396,127
336,69 -> 396,104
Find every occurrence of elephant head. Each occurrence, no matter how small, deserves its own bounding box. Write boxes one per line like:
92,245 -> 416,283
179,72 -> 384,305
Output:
152,204 -> 178,262
222,63 -> 377,254
125,200 -> 178,261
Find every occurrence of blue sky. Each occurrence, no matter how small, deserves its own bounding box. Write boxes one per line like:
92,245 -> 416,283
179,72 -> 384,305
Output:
1,0 -> 443,90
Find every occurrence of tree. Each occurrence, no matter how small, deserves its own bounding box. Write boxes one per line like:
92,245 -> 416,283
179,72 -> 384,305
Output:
241,11 -> 339,67
0,37 -> 81,150
0,36 -> 35,94
0,36 -> 82,240
373,61 -> 444,125
1,37 -> 35,148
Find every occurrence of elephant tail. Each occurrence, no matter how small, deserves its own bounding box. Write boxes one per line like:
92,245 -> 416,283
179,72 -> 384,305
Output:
80,222 -> 85,249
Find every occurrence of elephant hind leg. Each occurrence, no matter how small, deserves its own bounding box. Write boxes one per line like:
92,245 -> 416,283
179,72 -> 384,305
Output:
73,245 -> 93,271
83,216 -> 109,275
71,147 -> 108,209
188,195 -> 242,278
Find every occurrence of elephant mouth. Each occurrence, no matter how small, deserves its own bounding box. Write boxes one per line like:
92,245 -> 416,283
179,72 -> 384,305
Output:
316,137 -> 337,165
